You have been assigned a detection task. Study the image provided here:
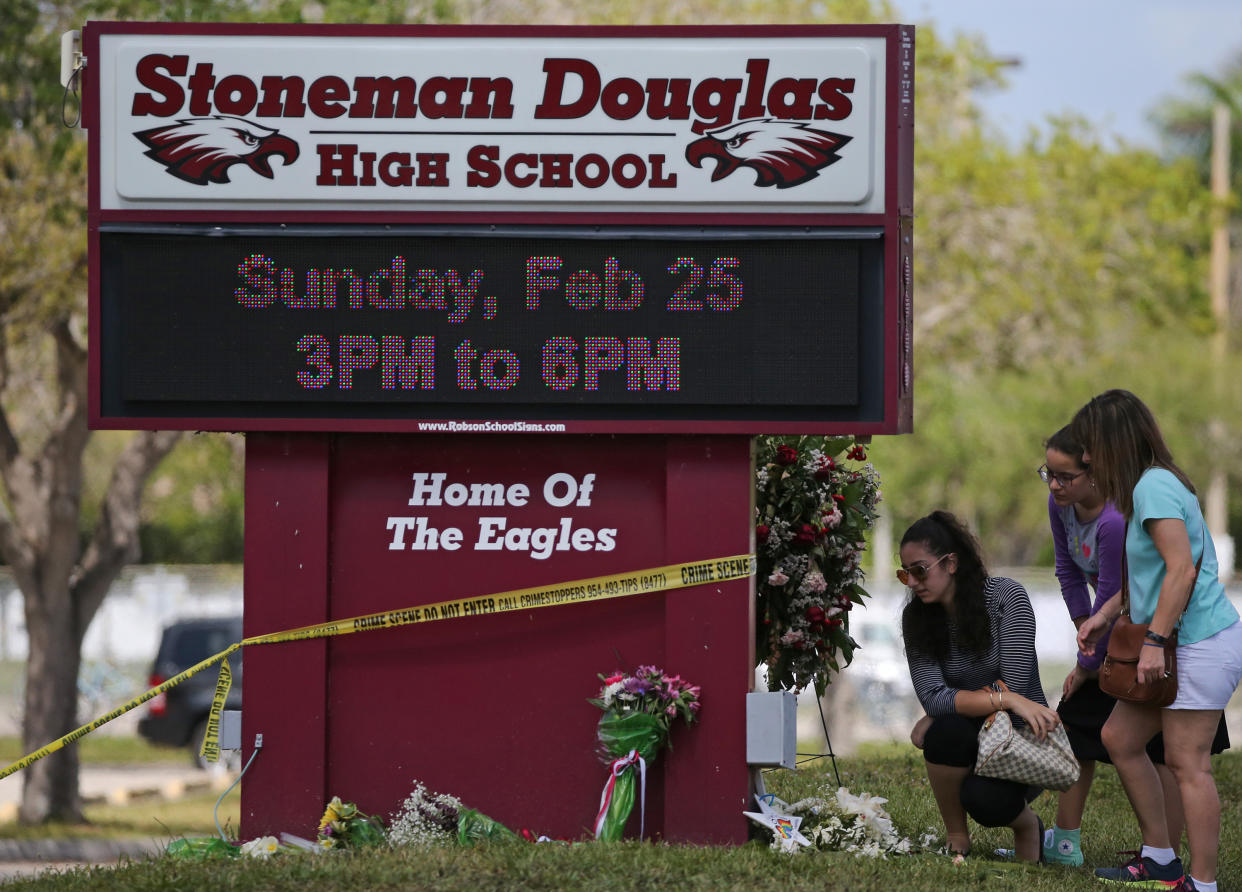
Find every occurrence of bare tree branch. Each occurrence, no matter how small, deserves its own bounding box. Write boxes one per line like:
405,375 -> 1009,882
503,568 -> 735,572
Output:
48,318 -> 88,460
72,429 -> 184,638
39,320 -> 89,597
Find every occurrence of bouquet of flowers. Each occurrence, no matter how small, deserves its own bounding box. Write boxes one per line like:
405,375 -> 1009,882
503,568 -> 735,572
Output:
746,787 -> 917,857
317,796 -> 386,850
588,665 -> 700,842
387,779 -> 518,847
755,436 -> 881,695
386,781 -> 464,848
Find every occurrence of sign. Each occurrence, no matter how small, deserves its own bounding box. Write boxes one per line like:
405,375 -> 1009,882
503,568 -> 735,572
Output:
93,27 -> 897,213
98,224 -> 882,426
84,23 -> 914,433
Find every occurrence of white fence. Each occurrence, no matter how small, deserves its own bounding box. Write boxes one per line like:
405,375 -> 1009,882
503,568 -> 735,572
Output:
0,565 -> 243,664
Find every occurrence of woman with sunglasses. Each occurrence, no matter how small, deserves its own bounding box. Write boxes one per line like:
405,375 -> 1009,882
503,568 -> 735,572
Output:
901,510 -> 1060,862
1071,390 -> 1242,892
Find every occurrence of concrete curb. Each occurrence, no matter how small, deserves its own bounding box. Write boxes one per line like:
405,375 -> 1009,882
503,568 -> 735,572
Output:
0,773 -> 232,824
0,837 -> 164,862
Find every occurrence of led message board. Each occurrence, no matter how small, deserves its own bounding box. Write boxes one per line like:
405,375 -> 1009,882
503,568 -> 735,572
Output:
99,224 -> 883,424
84,23 -> 914,433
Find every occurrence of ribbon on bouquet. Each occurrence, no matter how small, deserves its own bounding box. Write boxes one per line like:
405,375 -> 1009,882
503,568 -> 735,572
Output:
593,749 -> 647,840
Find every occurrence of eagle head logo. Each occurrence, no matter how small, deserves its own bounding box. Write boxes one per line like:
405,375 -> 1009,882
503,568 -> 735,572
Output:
134,116 -> 300,186
684,118 -> 851,189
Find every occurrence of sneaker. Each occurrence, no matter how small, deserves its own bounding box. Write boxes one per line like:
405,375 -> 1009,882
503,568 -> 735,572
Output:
1170,878 -> 1197,892
1044,826 -> 1084,867
1094,852 -> 1185,887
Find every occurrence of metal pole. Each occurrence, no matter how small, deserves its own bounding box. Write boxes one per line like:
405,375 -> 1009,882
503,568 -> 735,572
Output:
1207,103 -> 1233,580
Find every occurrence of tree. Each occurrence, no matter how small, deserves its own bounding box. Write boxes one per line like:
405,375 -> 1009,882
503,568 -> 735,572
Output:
0,0 -> 189,821
3,0 -> 474,823
0,121 -> 183,821
870,21 -> 1240,564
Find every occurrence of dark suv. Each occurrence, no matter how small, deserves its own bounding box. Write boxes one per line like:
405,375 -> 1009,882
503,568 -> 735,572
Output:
137,616 -> 243,768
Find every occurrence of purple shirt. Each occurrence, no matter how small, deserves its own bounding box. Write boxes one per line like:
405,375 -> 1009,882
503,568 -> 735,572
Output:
1048,494 -> 1124,670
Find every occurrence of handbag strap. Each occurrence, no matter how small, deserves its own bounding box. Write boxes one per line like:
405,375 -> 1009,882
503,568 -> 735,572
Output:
1119,521 -> 1205,627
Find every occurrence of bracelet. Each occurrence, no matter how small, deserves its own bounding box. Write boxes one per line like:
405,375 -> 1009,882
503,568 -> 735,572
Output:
999,691 -> 1005,709
1144,630 -> 1170,645
1142,640 -> 1165,648
988,690 -> 996,710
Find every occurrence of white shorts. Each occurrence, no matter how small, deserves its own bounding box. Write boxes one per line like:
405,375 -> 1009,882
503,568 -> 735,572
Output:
1170,619 -> 1242,710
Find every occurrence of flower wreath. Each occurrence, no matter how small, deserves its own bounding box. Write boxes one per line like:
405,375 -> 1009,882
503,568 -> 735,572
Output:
755,436 -> 881,695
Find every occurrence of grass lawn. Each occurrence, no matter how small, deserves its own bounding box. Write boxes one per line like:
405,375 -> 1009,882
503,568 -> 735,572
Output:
0,737 -> 191,768
0,787 -> 240,843
2,742 -> 1238,891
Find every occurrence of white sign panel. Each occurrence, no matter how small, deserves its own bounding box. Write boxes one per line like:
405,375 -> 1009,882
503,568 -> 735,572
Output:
94,32 -> 890,213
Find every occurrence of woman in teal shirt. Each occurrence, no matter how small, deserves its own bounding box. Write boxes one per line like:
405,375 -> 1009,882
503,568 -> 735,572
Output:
1073,390 -> 1242,892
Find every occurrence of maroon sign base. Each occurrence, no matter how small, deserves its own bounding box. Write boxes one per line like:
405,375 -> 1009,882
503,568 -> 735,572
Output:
240,433 -> 753,843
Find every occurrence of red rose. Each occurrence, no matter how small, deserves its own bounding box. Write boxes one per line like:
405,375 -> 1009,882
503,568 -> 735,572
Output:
827,617 -> 843,628
775,444 -> 798,465
813,457 -> 835,480
792,524 -> 818,549
755,524 -> 770,544
805,605 -> 826,625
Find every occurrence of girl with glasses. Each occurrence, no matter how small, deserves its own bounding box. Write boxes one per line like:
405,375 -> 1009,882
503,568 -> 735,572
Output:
900,510 -> 1060,862
1071,390 -> 1241,892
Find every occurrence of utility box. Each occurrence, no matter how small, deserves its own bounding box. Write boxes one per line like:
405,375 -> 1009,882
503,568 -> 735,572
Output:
746,691 -> 797,769
218,710 -> 242,753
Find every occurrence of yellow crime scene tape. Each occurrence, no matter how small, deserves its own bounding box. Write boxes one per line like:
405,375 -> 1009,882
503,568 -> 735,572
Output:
0,554 -> 754,781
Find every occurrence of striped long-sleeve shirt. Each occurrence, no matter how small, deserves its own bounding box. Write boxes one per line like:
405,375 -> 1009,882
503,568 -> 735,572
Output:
905,576 -> 1047,719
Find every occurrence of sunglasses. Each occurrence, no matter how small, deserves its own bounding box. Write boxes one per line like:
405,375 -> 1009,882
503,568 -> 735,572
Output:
897,553 -> 950,586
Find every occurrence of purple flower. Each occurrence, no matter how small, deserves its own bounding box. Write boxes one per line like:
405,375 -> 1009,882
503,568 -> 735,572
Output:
624,677 -> 653,695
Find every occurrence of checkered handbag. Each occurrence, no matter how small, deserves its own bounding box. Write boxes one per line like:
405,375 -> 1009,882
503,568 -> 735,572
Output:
974,688 -> 1080,792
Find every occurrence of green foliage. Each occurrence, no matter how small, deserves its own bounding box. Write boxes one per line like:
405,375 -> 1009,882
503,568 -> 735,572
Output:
873,15 -> 1241,562
0,121 -> 87,331
137,434 -> 244,563
0,0 -> 78,129
422,0 -> 894,26
72,431 -> 244,563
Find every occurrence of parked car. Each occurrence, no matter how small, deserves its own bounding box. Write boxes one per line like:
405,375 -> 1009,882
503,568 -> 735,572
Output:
138,616 -> 243,769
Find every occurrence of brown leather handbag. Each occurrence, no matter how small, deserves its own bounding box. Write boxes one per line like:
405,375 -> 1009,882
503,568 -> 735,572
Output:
1099,530 -> 1202,708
